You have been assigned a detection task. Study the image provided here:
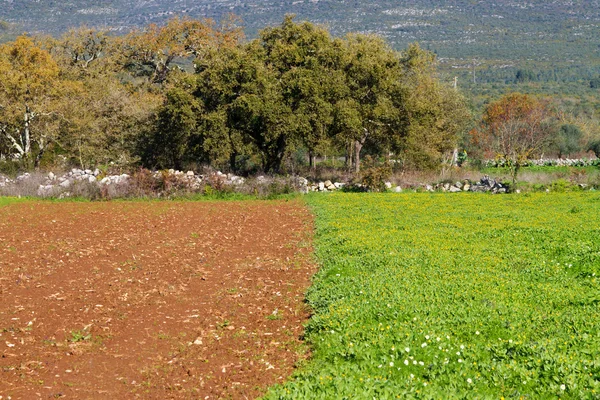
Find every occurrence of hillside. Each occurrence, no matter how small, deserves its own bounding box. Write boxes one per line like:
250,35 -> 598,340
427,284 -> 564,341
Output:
1,0 -> 600,100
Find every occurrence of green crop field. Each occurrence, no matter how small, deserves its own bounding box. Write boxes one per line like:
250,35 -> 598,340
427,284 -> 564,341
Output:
266,192 -> 600,399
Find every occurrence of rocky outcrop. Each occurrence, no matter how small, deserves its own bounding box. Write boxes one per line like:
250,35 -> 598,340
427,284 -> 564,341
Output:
469,176 -> 508,194
0,174 -> 13,188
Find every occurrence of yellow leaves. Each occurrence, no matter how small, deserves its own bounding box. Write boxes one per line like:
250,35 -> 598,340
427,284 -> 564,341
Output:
0,36 -> 59,99
119,16 -> 243,84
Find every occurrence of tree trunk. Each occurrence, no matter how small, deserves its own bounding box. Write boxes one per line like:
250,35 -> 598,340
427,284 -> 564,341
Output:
229,151 -> 237,173
345,141 -> 354,171
34,146 -> 45,170
354,139 -> 363,173
511,163 -> 520,190
23,105 -> 31,156
264,135 -> 287,173
309,151 -> 316,171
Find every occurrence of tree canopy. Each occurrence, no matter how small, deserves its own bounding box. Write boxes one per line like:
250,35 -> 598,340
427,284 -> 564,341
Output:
1,16 -> 472,174
471,93 -> 556,184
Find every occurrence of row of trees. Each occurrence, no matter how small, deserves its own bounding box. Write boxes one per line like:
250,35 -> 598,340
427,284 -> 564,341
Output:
144,16 -> 468,173
470,92 -> 600,183
0,17 -> 242,170
0,16 -> 468,173
0,15 -> 598,176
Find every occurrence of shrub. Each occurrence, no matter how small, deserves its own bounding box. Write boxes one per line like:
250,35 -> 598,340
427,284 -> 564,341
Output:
360,161 -> 392,192
549,178 -> 574,192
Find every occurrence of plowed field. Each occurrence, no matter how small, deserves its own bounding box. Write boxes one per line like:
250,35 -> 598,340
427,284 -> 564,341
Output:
0,200 -> 314,399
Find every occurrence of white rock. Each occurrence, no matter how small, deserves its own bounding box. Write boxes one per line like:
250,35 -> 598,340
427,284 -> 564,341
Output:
93,169 -> 100,176
449,186 -> 462,193
385,182 -> 392,189
48,172 -> 55,180
37,185 -> 54,196
60,180 -> 72,188
318,182 -> 325,191
88,176 -> 96,183
393,186 -> 402,193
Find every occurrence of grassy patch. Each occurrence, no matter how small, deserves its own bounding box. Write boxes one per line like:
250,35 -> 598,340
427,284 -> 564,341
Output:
0,197 -> 28,207
265,192 -> 600,398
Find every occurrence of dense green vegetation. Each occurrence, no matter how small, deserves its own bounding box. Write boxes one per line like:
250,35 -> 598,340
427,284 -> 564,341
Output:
265,192 -> 600,398
0,17 -> 468,174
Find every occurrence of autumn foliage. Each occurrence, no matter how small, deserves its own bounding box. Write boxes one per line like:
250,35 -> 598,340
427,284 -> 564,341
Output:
471,93 -> 556,184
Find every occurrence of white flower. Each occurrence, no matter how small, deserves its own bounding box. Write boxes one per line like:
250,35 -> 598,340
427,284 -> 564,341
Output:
419,361 -> 424,366
460,345 -> 464,350
423,382 -> 427,386
467,378 -> 472,384
436,337 -> 441,341
560,384 -> 566,391
458,359 -> 463,363
378,364 -> 382,368
456,352 -> 461,356
405,347 -> 410,353
425,335 -> 430,340
404,359 -> 409,366
391,346 -> 395,351
475,331 -> 480,335
421,342 -> 427,348
410,374 -> 414,379
413,360 -> 417,365
389,361 -> 394,367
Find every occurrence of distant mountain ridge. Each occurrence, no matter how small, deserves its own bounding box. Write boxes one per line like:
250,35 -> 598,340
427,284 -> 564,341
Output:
2,0 -> 600,91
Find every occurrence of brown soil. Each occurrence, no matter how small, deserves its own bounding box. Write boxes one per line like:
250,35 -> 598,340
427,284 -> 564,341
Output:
0,200 -> 315,399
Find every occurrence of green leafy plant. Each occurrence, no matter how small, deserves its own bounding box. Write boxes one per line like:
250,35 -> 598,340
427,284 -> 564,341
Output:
265,192 -> 600,398
69,330 -> 91,343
